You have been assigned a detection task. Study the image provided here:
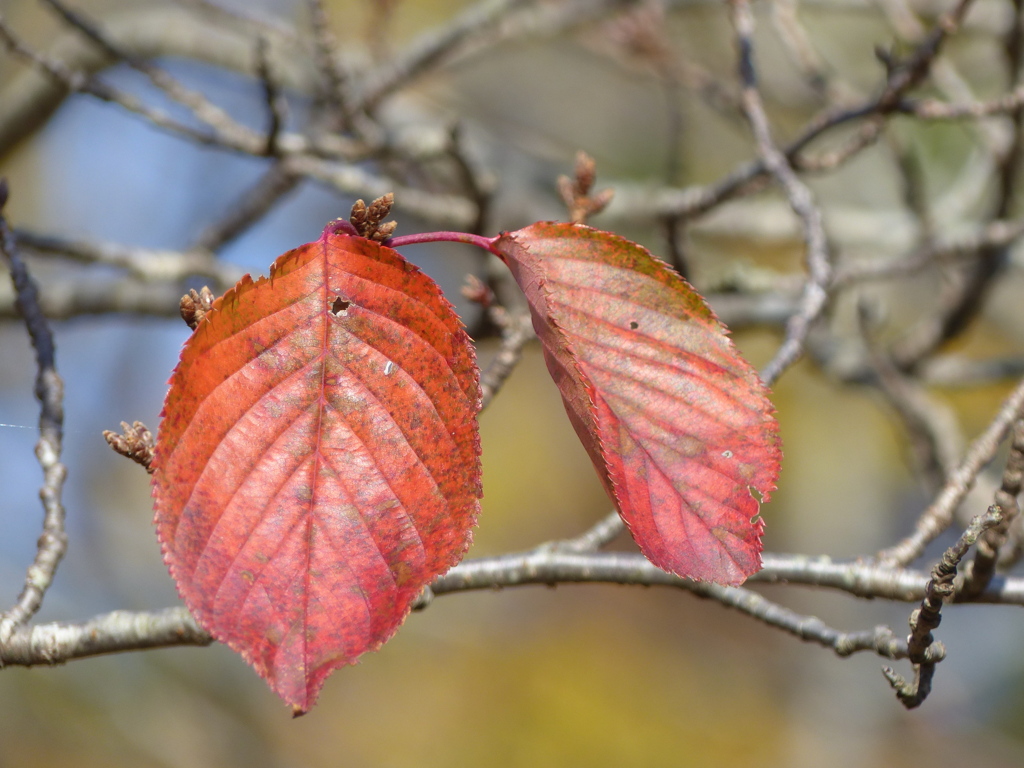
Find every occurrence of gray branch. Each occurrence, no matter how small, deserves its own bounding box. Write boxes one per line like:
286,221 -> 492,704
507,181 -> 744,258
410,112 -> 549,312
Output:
9,546 -> 1024,668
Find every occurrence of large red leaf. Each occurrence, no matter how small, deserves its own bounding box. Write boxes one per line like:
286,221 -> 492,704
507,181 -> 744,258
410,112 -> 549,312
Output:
492,222 -> 780,585
151,225 -> 481,713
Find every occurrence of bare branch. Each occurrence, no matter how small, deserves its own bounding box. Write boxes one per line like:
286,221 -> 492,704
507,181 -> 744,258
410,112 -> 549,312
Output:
14,230 -> 239,285
254,36 -> 287,156
794,117 -> 885,173
835,218 -> 1024,286
0,276 -> 217,320
283,155 -> 476,228
305,0 -> 355,131
879,374 -> 1024,566
0,182 -> 68,642
0,7 -> 295,155
689,582 -> 908,660
0,8 -> 364,161
899,85 -> 1024,120
358,0 -> 532,111
40,0 -> 278,153
13,543 -> 1024,667
612,0 -> 977,224
0,607 -> 211,666
447,123 -> 495,236
171,0 -> 297,41
858,302 -> 963,489
728,0 -> 832,386
884,508 -> 1003,708
190,163 -> 301,253
0,15 -> 253,152
480,309 -> 535,410
888,0 -> 1024,368
961,420 -> 1024,594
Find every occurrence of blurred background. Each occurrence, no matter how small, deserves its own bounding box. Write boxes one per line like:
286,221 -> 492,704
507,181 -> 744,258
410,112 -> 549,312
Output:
3,0 -> 1024,765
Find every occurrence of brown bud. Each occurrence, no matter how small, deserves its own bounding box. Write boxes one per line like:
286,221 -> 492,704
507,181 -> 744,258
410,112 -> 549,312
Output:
372,220 -> 397,241
558,152 -> 613,224
103,420 -> 156,473
573,151 -> 596,195
351,194 -> 397,239
367,193 -> 394,224
349,199 -> 368,232
179,286 -> 215,330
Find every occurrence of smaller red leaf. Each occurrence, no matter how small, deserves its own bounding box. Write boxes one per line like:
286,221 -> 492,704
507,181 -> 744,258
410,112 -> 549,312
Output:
493,222 -> 781,585
151,226 -> 481,712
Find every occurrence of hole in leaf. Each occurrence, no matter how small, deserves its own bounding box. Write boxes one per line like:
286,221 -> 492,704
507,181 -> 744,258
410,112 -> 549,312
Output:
330,297 -> 351,316
629,321 -> 638,330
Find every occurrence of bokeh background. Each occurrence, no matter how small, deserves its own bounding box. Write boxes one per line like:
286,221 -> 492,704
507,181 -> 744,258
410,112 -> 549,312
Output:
3,0 -> 1024,766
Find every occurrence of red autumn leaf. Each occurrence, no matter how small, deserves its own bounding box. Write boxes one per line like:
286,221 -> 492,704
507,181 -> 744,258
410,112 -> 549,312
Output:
151,225 -> 481,713
492,222 -> 780,585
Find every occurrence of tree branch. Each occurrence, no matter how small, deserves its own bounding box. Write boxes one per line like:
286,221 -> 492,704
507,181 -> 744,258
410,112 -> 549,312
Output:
0,182 -> 68,643
12,543 -> 1024,668
728,0 -> 833,386
0,608 -> 211,666
883,508 -> 1003,708
878,374 -> 1024,565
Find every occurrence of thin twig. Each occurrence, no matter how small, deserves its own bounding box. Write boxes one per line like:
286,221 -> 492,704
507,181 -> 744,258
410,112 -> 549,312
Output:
728,0 -> 832,386
883,508 -> 1003,708
14,545 -> 1024,667
878,374 -> 1024,566
480,309 -> 535,410
0,16 -> 250,151
14,230 -> 239,285
358,0 -> 531,111
898,84 -> 1024,120
961,420 -> 1024,595
171,0 -> 296,40
306,0 -> 355,133
447,123 -> 495,236
920,355 -> 1024,387
770,0 -> 836,101
190,163 -> 301,253
255,36 -> 286,157
835,218 -> 1024,286
690,582 -> 908,660
643,0 -> 976,223
40,0 -> 264,152
0,276 -> 220,320
889,0 -> 1024,369
794,117 -> 886,173
284,155 -> 477,228
858,301 -> 963,489
0,181 -> 68,643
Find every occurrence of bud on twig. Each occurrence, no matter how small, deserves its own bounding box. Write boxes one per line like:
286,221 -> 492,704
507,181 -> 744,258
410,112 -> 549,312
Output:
103,421 -> 156,473
558,151 -> 614,225
350,193 -> 397,241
